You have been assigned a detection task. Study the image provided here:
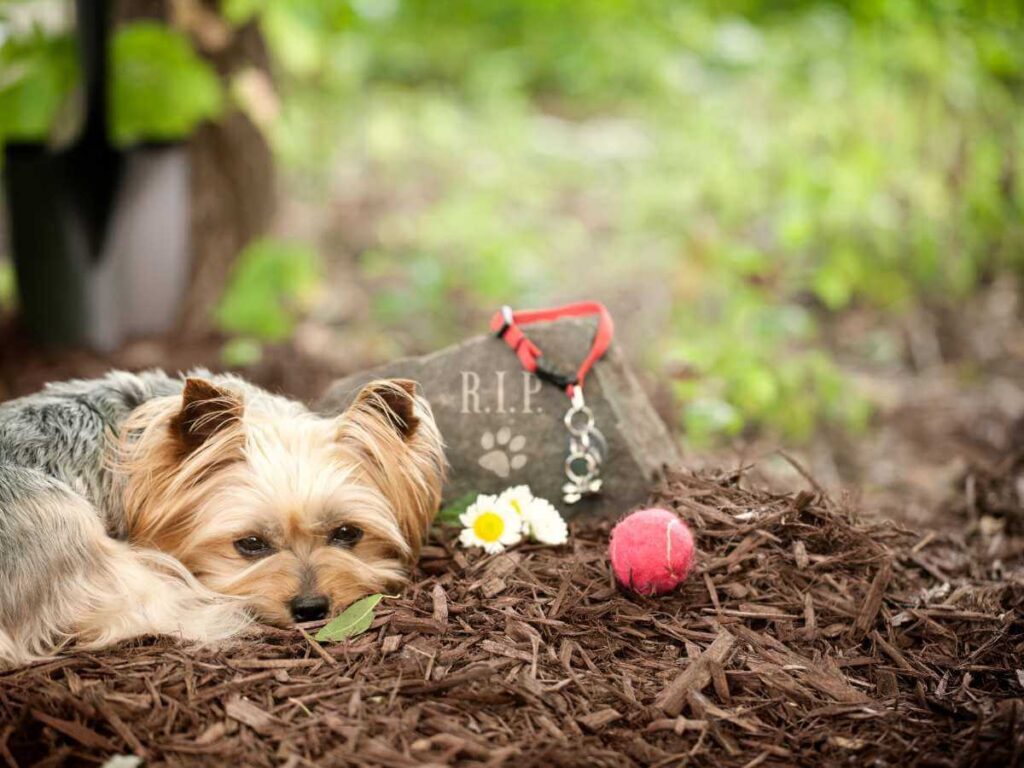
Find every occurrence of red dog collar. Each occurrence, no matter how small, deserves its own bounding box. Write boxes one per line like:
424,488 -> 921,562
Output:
488,301 -> 614,399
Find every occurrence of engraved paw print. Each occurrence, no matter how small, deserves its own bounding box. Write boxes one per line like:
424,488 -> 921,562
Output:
478,427 -> 527,478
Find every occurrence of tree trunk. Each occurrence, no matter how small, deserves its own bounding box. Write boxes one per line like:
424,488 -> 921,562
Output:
117,0 -> 276,338
183,111 -> 274,335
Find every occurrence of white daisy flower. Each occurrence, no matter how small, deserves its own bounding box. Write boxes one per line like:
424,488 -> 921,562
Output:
458,494 -> 523,554
497,485 -> 534,531
521,496 -> 569,546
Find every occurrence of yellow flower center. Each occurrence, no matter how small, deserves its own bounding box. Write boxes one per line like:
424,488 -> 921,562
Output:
509,499 -> 522,515
472,511 -> 505,542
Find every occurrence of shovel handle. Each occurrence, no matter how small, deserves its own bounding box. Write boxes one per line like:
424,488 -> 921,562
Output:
76,0 -> 109,145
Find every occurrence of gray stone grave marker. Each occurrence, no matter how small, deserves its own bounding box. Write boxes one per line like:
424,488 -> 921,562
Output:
318,318 -> 681,518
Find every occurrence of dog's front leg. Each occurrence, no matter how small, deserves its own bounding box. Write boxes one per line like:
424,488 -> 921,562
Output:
0,465 -> 249,666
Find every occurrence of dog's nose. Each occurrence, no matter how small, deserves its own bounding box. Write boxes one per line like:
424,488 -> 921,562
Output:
290,595 -> 329,622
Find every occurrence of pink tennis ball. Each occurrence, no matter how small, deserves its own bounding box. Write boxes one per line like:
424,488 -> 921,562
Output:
609,508 -> 695,595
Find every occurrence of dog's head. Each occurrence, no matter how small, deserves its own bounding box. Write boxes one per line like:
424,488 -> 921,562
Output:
121,376 -> 445,625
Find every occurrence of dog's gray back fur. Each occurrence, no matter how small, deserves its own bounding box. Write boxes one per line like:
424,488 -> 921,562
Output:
0,370 -> 185,536
0,370 -> 255,664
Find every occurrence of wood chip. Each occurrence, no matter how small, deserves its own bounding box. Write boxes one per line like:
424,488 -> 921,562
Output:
431,584 -> 449,626
656,629 -> 736,715
481,577 -> 508,598
792,540 -> 809,570
390,614 -> 444,634
224,697 -> 278,735
871,630 -> 919,674
32,710 -> 114,750
577,708 -> 621,732
851,560 -> 892,641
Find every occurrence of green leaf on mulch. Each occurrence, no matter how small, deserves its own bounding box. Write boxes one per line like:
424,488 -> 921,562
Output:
436,493 -> 477,526
315,594 -> 383,643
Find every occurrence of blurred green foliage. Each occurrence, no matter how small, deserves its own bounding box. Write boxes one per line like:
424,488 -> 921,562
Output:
244,0 -> 1022,443
0,17 -> 222,147
0,27 -> 76,140
111,22 -> 222,144
0,261 -> 15,309
2,1 -> 1022,445
215,238 -> 321,364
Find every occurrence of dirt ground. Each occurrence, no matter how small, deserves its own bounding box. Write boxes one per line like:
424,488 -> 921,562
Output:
1,470 -> 1021,767
0,320 -> 340,408
677,278 -> 1024,532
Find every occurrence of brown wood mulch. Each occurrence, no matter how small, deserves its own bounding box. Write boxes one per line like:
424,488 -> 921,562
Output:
948,415 -> 1024,561
1,469 -> 1022,767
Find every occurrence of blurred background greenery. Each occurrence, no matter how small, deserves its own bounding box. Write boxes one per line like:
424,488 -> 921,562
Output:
1,0 -> 1022,457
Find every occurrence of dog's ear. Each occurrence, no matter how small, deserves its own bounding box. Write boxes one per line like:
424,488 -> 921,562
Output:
337,379 -> 445,556
171,378 -> 244,453
352,379 -> 421,440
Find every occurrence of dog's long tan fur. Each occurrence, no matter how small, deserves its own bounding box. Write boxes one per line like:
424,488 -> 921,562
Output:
0,372 -> 444,665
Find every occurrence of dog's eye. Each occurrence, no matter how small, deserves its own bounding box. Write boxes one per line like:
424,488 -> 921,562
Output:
330,525 -> 363,547
234,536 -> 273,557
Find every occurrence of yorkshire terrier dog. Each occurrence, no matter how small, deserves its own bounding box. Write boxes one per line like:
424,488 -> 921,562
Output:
0,371 -> 444,665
